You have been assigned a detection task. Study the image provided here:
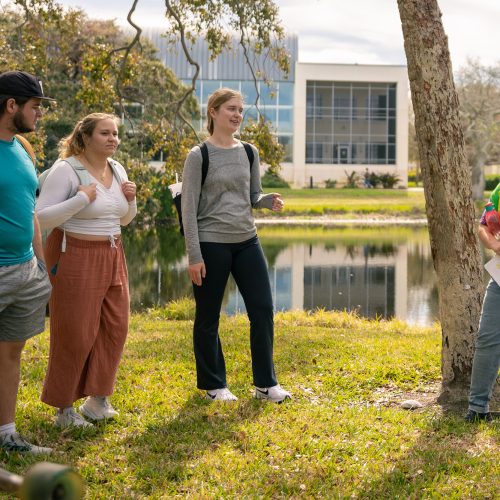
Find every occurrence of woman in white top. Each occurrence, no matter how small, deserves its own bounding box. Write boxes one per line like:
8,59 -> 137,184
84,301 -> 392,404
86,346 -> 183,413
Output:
36,113 -> 137,428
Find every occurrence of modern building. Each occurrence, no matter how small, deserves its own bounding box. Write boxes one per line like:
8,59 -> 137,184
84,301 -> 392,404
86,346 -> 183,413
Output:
143,30 -> 409,187
291,63 -> 409,188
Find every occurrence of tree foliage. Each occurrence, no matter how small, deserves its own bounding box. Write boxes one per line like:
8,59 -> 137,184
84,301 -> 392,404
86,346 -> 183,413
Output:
1,0 -> 289,226
163,0 -> 289,170
240,117 -> 284,175
456,59 -> 500,200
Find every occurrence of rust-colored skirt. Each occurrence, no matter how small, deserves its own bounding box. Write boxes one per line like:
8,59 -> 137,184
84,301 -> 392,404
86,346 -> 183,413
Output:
41,229 -> 129,408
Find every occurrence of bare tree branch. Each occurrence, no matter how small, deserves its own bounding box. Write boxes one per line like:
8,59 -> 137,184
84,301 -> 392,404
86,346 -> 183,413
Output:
165,0 -> 201,140
108,0 -> 142,126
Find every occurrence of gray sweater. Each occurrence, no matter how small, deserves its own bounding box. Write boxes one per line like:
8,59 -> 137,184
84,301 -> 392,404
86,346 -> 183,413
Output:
181,141 -> 274,264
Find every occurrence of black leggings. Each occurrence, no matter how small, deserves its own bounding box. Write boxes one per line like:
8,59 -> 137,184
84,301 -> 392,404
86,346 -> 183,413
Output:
192,236 -> 277,390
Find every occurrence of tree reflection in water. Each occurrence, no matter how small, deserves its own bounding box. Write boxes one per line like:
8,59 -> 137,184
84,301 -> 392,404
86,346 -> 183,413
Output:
120,226 -> 458,326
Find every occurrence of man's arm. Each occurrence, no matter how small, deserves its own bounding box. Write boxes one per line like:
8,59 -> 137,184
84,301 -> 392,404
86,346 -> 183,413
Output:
32,213 -> 45,264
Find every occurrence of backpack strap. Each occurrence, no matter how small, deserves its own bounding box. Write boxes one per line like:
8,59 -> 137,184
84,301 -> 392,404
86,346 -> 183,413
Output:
241,141 -> 254,169
199,143 -> 209,186
198,141 -> 254,188
108,159 -> 126,184
15,134 -> 36,169
63,156 -> 92,186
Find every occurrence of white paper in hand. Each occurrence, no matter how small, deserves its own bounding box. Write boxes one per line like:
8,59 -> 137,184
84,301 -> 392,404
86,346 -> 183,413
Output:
168,181 -> 182,198
484,255 -> 500,285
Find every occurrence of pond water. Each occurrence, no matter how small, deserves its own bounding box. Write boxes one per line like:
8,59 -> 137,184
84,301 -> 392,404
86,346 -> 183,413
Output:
122,225 -> 489,326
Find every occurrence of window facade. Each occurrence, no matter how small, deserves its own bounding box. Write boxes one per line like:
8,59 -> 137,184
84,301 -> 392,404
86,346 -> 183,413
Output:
185,79 -> 294,162
305,81 -> 396,165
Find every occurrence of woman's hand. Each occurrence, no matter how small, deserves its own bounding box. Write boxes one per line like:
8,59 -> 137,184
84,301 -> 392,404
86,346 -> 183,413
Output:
271,193 -> 284,212
78,183 -> 97,202
188,262 -> 206,286
490,239 -> 500,256
121,181 -> 137,202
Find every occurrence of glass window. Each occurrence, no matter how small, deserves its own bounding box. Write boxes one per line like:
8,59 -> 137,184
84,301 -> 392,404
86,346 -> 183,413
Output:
260,84 -> 277,106
306,142 -> 314,162
305,81 -> 398,165
242,107 -> 258,126
388,145 -> 396,163
201,80 -> 221,104
388,84 -> 396,108
316,87 -> 332,108
261,107 -> 277,125
241,81 -> 258,105
278,135 -> 293,162
278,109 -> 293,133
222,81 -> 240,92
278,82 -> 293,105
315,117 -> 333,135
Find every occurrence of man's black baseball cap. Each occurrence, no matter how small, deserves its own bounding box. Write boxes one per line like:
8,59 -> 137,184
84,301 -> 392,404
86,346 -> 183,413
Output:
0,70 -> 55,101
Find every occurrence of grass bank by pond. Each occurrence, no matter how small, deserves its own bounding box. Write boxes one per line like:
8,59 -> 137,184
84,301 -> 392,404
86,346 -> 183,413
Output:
3,305 -> 498,498
257,188 -> 427,218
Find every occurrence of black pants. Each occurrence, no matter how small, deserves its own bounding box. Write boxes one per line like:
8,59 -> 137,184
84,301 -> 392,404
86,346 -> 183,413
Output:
192,236 -> 277,390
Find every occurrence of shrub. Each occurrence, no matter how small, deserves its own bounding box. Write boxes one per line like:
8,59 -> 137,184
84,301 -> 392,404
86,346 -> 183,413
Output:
378,172 -> 400,189
408,168 -> 422,184
344,170 -> 360,188
324,179 -> 337,188
368,172 -> 381,188
125,160 -> 175,228
485,175 -> 500,191
261,170 -> 290,188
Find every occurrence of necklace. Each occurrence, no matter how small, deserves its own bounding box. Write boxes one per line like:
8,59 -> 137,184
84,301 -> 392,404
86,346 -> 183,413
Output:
82,153 -> 106,181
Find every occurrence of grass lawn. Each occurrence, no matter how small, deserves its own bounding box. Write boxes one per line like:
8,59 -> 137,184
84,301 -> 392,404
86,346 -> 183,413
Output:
257,188 -> 427,217
2,304 -> 498,498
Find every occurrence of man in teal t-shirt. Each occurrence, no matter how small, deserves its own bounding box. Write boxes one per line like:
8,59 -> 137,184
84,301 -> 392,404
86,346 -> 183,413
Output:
0,71 -> 54,454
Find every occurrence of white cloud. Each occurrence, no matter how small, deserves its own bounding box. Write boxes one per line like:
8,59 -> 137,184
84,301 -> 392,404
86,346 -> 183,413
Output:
47,0 -> 500,70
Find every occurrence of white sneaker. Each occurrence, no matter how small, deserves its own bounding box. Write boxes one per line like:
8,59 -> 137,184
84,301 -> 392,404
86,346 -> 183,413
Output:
56,407 -> 94,428
0,432 -> 52,455
254,384 -> 291,403
205,388 -> 238,401
79,396 -> 119,421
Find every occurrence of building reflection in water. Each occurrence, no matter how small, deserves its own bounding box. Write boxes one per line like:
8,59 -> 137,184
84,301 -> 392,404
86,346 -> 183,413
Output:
225,241 -> 408,321
124,227 -> 448,326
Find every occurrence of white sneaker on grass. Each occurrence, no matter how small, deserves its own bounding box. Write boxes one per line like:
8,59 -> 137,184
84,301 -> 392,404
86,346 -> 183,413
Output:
79,396 -> 119,421
205,388 -> 238,401
254,384 -> 291,403
0,432 -> 52,455
56,407 -> 94,428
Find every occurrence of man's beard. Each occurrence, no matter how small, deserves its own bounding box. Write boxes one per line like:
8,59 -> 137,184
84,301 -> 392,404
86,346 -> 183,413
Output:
13,110 -> 34,134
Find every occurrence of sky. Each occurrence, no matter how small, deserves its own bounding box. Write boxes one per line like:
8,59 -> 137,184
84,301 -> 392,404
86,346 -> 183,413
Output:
38,0 -> 500,71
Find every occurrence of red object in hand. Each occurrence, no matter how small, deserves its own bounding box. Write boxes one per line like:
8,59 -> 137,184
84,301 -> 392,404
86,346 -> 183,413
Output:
485,202 -> 500,239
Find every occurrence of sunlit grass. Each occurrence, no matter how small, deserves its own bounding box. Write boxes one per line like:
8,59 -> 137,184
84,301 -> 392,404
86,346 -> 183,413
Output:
266,188 -> 426,215
3,306 -> 498,499
257,225 -> 430,245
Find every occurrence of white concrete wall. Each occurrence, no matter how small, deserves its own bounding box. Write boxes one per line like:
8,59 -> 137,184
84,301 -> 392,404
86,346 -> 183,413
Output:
290,63 -> 409,188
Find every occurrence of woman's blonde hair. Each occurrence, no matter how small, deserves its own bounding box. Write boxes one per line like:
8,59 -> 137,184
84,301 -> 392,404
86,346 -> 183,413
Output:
206,88 -> 243,135
58,112 -> 119,158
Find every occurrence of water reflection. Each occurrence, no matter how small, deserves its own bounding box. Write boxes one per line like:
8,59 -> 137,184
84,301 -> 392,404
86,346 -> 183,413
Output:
122,226 -> 449,325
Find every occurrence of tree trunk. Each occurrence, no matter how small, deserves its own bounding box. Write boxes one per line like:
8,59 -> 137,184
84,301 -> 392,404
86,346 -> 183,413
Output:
397,0 -> 485,403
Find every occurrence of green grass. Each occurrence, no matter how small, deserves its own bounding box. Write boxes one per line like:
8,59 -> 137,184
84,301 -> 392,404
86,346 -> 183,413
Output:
256,188 -> 427,217
2,307 -> 498,498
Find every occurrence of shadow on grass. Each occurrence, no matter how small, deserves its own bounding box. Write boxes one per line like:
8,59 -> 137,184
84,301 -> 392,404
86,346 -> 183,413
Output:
123,395 -> 264,496
0,414 -> 110,491
358,407 -> 499,499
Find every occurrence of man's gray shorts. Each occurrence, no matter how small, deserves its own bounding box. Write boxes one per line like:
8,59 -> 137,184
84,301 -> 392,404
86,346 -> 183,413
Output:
0,257 -> 52,342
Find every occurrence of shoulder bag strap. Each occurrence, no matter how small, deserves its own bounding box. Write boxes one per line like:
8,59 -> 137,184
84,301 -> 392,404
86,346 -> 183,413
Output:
14,134 -> 36,169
